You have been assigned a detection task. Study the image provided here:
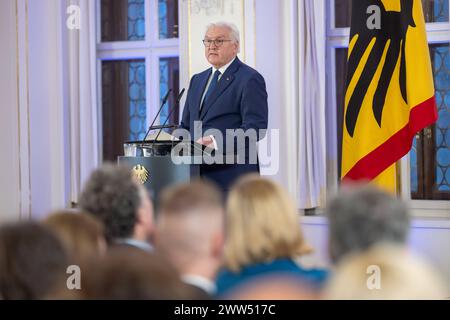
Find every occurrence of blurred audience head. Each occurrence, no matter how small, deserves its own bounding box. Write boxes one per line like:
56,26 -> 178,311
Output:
155,180 -> 224,286
324,244 -> 447,299
81,247 -> 198,299
326,185 -> 410,264
78,164 -> 154,245
227,275 -> 319,300
43,210 -> 106,265
0,222 -> 68,299
224,175 -> 312,272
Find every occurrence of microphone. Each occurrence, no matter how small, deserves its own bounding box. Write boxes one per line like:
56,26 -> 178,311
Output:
141,88 -> 172,143
152,88 -> 186,147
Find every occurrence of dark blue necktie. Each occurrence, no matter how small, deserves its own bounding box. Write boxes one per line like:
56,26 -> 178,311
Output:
201,70 -> 221,110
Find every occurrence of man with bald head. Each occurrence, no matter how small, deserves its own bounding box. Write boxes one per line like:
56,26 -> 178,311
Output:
155,180 -> 224,298
180,22 -> 268,192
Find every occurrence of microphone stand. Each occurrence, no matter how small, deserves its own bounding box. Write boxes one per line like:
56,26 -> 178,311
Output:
141,89 -> 172,144
151,88 -> 186,150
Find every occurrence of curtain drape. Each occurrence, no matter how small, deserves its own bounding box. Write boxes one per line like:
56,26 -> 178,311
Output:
279,0 -> 327,209
66,0 -> 99,204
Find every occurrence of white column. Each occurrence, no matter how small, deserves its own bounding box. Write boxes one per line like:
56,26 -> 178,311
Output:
27,0 -> 69,218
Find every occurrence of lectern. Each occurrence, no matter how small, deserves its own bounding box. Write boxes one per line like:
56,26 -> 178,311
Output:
118,139 -> 206,208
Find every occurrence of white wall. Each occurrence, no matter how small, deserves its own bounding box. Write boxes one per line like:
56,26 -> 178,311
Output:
0,0 -> 21,223
254,0 -> 289,185
0,0 -> 69,221
27,0 -> 68,219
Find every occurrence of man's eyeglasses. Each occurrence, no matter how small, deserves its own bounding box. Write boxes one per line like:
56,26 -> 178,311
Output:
202,39 -> 232,47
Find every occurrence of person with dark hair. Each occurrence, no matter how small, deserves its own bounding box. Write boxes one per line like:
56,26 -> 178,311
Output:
0,222 -> 68,300
155,180 -> 225,298
78,164 -> 154,251
80,247 -> 199,300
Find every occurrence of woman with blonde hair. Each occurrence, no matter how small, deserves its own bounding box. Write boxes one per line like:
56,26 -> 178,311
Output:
216,175 -> 328,296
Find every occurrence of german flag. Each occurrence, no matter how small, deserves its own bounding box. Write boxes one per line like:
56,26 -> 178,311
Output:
341,0 -> 438,192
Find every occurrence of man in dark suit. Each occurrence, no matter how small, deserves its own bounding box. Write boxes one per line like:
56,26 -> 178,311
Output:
181,22 -> 268,192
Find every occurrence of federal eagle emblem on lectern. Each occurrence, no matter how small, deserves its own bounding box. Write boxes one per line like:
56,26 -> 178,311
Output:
132,165 -> 149,185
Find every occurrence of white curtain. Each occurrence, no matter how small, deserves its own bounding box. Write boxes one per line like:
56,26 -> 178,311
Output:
280,0 -> 327,209
65,0 -> 99,204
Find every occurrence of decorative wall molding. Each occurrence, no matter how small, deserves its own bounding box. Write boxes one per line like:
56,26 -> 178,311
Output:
180,0 -> 255,78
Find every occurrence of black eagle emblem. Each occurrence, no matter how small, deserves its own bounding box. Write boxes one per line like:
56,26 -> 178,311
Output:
345,0 -> 416,137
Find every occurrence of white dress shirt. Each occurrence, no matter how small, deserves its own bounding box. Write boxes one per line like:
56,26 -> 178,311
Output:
181,274 -> 217,296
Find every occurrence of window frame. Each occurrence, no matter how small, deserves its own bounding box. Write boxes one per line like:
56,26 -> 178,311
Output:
326,0 -> 450,217
95,0 -> 180,162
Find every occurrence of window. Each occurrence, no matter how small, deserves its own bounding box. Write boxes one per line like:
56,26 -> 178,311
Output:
101,0 -> 146,42
327,1 -> 450,205
411,43 -> 450,200
101,59 -> 147,161
97,0 -> 180,162
159,57 -> 180,125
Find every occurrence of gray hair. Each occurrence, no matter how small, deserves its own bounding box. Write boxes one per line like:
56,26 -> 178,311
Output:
205,21 -> 240,44
326,186 -> 410,264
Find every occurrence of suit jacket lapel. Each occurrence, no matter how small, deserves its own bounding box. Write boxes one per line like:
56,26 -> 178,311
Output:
194,69 -> 212,120
200,58 -> 241,120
